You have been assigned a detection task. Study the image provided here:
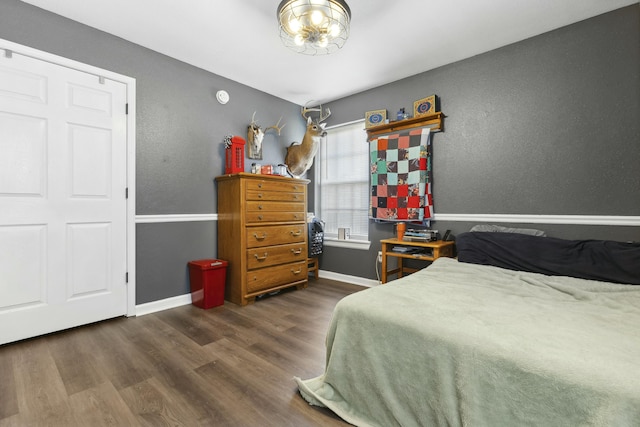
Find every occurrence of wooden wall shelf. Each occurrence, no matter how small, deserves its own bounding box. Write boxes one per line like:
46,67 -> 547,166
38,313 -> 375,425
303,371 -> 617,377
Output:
366,112 -> 444,141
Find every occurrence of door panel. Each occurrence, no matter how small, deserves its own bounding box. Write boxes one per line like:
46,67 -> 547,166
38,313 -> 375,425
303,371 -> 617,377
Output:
0,224 -> 46,308
0,50 -> 128,345
69,124 -> 112,198
67,222 -> 111,298
0,113 -> 46,196
0,62 -> 47,104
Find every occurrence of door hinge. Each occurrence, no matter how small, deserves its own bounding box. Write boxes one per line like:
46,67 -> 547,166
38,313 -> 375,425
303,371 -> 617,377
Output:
125,103 -> 128,115
125,187 -> 129,199
126,272 -> 129,283
4,49 -> 12,59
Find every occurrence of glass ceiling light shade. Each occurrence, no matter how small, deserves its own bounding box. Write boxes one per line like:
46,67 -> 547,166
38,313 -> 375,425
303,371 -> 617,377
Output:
277,0 -> 351,55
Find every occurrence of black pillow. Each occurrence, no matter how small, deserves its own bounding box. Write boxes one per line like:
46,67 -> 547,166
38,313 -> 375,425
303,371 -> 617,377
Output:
456,232 -> 640,285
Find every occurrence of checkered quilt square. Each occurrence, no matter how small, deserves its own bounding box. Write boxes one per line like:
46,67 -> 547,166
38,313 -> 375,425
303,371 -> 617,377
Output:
369,128 -> 433,222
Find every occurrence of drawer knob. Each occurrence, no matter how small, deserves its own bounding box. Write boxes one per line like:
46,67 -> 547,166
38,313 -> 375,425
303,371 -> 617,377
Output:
258,183 -> 263,188
258,193 -> 263,198
258,215 -> 263,220
291,248 -> 302,255
291,268 -> 302,275
253,233 -> 267,241
293,195 -> 299,200
290,230 -> 302,237
258,205 -> 263,210
254,253 -> 268,261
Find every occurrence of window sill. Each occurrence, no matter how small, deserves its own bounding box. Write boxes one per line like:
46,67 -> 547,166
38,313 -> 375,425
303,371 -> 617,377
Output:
323,238 -> 371,251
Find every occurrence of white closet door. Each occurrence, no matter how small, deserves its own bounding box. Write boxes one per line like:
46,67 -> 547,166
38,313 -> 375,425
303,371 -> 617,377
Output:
0,50 -> 128,345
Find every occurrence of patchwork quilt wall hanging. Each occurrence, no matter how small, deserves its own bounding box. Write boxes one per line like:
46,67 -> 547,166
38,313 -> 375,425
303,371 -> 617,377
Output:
369,127 -> 433,222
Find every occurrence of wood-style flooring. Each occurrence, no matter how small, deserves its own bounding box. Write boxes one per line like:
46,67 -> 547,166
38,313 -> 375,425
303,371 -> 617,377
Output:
0,278 -> 364,426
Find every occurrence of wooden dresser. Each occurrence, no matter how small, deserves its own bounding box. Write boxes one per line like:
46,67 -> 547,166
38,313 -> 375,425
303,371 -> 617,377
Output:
215,173 -> 309,306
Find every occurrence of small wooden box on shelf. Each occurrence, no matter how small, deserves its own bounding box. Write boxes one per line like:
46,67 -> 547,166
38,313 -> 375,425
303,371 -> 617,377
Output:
380,238 -> 454,284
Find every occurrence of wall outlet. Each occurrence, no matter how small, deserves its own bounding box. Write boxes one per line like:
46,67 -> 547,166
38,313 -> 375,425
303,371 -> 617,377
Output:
377,251 -> 383,263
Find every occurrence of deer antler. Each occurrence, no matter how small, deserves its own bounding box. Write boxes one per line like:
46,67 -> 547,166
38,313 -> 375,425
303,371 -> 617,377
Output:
264,117 -> 286,135
318,106 -> 331,122
301,103 -> 331,123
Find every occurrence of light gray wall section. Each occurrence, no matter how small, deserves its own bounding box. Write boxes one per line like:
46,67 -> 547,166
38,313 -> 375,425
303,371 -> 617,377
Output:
0,0 -> 306,215
136,222 -> 216,304
1,1 -> 638,293
0,0 -> 305,303
320,5 -> 640,279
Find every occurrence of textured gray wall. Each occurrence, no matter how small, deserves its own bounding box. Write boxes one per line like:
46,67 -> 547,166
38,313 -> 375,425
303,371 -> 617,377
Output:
0,0 -> 305,304
1,1 -> 638,294
136,222 -> 216,303
320,5 -> 640,279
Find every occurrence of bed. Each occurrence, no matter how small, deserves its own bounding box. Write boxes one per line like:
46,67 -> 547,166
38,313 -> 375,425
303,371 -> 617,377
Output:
295,232 -> 640,427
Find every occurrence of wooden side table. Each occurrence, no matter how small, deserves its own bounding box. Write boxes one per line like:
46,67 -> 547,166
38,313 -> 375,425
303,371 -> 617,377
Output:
380,238 -> 454,283
307,257 -> 319,279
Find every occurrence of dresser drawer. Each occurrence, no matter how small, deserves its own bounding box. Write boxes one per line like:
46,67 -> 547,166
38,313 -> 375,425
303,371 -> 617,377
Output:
246,179 -> 306,194
246,189 -> 304,202
246,261 -> 307,293
247,242 -> 307,270
246,224 -> 306,248
245,201 -> 305,213
246,211 -> 305,224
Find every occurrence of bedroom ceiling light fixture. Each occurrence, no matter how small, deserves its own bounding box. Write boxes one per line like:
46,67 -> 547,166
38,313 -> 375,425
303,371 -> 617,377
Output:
277,0 -> 351,55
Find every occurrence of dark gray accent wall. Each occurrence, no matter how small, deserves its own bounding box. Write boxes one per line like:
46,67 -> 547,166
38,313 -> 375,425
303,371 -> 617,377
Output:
0,0 -> 305,304
320,5 -> 640,279
2,1 -> 638,294
136,222 -> 216,304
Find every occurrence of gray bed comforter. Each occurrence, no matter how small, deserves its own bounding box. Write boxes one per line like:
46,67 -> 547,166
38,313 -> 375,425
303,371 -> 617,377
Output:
296,258 -> 640,427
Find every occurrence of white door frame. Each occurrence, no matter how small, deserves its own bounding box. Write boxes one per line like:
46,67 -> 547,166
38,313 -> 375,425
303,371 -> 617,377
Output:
0,38 -> 137,317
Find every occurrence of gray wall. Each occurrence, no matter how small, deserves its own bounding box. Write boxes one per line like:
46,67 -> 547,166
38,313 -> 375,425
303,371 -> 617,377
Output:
319,5 -> 640,280
0,0 -> 305,304
1,1 -> 638,295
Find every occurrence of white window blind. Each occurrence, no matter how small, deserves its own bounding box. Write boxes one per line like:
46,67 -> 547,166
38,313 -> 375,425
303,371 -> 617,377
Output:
316,120 -> 369,241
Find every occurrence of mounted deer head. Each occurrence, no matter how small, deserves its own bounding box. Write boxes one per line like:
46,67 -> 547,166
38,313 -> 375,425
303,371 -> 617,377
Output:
247,112 -> 286,160
284,104 -> 330,178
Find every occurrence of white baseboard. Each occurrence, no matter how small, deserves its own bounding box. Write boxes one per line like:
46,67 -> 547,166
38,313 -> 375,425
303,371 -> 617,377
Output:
134,273 -> 375,316
318,269 -> 379,288
135,293 -> 193,316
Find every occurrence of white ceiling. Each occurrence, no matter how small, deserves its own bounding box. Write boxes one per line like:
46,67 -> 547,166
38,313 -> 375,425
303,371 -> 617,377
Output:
21,0 -> 638,105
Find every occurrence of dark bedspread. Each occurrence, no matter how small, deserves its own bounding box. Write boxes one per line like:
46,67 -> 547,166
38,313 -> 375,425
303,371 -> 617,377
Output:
456,232 -> 640,285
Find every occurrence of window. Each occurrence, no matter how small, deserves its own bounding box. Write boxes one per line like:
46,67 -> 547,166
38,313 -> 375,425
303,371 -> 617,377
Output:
315,119 -> 370,247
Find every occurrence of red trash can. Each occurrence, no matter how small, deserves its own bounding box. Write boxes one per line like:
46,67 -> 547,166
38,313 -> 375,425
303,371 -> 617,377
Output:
188,259 -> 228,309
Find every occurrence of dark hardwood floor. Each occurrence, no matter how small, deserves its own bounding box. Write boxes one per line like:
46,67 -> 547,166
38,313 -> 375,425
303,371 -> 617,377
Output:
0,278 -> 364,426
